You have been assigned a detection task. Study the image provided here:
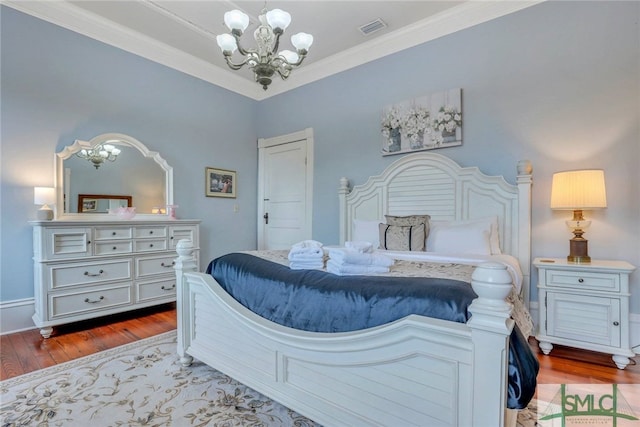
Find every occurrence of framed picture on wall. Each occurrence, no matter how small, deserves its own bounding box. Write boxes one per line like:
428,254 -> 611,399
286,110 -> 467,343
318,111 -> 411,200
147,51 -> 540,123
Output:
205,167 -> 236,198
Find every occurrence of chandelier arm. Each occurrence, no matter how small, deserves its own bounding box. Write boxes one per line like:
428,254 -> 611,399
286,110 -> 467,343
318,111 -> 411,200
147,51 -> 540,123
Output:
223,54 -> 254,70
233,35 -> 254,58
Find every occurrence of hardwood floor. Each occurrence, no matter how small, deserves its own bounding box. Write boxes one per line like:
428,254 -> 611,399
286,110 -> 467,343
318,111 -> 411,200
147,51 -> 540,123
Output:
0,303 -> 177,380
2,303 -> 639,396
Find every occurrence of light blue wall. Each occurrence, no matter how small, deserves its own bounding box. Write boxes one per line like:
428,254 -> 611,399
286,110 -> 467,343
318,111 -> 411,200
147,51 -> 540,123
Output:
1,2 -> 639,321
255,1 -> 640,312
0,6 -> 259,301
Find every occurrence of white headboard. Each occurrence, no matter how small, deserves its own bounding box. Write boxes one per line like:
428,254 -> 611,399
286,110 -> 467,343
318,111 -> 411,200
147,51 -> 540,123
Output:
338,152 -> 533,304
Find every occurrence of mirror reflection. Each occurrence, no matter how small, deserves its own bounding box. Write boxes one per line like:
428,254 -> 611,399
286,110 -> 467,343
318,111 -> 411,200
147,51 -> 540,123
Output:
55,133 -> 173,219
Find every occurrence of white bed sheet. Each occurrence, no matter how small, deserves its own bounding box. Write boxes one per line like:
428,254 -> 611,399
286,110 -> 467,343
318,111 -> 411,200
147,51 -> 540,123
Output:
376,250 -> 524,294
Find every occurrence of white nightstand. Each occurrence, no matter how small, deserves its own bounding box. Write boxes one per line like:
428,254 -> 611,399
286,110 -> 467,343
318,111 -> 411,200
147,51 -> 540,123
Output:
534,257 -> 636,369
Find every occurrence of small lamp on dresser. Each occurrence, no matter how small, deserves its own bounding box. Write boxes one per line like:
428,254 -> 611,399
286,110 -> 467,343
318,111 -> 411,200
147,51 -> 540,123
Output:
34,186 -> 55,220
550,169 -> 607,263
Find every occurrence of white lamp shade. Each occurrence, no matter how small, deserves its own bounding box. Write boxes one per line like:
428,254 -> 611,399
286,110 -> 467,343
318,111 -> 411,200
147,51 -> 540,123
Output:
279,50 -> 299,63
34,187 -> 55,206
216,34 -> 238,53
265,9 -> 291,31
291,32 -> 313,51
550,169 -> 607,210
224,10 -> 249,32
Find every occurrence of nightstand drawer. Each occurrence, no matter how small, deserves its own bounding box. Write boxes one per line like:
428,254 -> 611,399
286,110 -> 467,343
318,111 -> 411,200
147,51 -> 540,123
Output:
546,270 -> 619,291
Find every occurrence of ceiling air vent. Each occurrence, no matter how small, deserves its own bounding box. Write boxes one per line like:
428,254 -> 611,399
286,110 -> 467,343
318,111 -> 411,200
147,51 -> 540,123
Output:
358,18 -> 387,36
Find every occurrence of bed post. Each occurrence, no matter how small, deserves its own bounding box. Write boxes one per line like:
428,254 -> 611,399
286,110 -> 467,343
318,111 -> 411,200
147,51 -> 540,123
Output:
467,262 -> 514,427
338,177 -> 350,245
516,160 -> 533,308
174,239 -> 197,366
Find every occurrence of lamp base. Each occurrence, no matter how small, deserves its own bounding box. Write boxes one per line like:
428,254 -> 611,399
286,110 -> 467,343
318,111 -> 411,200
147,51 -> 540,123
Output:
567,237 -> 590,263
37,208 -> 53,221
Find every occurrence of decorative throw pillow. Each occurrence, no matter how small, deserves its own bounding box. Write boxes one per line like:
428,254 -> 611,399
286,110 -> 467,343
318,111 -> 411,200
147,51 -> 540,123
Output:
378,223 -> 426,251
384,214 -> 430,243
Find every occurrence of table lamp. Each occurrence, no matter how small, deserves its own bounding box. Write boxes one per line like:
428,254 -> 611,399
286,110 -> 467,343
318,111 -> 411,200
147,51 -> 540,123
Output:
550,170 -> 607,263
34,187 -> 56,220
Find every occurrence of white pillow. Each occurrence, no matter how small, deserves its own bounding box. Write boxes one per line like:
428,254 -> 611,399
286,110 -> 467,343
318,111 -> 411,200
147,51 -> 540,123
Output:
352,219 -> 381,248
426,218 -> 495,255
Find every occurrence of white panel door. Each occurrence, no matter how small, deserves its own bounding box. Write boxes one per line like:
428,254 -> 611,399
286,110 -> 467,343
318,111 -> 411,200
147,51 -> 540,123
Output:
258,129 -> 314,250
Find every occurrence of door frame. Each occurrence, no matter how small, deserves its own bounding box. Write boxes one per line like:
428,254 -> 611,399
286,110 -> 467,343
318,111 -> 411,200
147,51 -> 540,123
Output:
257,128 -> 314,250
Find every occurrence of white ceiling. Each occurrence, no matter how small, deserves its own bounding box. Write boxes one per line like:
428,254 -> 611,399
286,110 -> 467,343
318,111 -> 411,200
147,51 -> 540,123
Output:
4,1 -> 542,100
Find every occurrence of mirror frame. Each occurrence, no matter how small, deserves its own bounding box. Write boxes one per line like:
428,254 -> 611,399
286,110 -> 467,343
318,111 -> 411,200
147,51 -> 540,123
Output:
55,133 -> 173,220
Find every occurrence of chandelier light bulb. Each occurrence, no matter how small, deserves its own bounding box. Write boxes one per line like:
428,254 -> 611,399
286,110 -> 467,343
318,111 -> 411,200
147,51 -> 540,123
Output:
291,32 -> 313,51
216,34 -> 238,53
279,50 -> 299,64
265,9 -> 291,33
224,10 -> 250,33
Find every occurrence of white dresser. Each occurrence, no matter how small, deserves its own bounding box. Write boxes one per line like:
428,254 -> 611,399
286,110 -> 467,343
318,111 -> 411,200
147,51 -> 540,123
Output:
534,257 -> 636,369
31,219 -> 200,338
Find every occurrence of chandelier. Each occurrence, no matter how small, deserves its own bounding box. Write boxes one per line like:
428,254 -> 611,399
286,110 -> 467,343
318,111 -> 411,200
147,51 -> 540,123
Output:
76,143 -> 121,169
216,7 -> 313,90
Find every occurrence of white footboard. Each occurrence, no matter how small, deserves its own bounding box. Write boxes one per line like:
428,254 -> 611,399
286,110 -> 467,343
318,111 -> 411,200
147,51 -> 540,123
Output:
175,240 -> 515,427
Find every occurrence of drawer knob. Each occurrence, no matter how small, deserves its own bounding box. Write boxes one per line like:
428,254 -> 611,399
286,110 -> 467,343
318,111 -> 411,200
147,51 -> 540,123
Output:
112,231 -> 116,236
150,244 -> 154,248
84,296 -> 104,304
113,246 -> 117,250
87,240 -> 91,244
161,261 -> 175,268
150,230 -> 154,234
161,284 -> 176,291
84,269 -> 104,277
578,278 -> 584,283
613,321 -> 620,326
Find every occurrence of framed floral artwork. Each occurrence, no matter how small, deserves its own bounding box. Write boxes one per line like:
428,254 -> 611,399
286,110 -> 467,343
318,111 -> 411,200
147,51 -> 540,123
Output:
381,88 -> 462,156
205,167 -> 236,198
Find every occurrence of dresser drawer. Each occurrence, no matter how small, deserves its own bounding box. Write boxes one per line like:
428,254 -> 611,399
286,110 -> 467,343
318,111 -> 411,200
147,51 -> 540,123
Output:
43,228 -> 92,259
49,259 -> 132,290
546,270 -> 620,291
134,226 -> 167,239
49,283 -> 132,318
94,227 -> 133,240
94,240 -> 133,255
134,238 -> 167,252
136,254 -> 176,278
136,279 -> 176,303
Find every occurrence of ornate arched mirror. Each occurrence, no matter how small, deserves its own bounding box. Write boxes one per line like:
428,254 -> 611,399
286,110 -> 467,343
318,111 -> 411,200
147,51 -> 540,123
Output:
55,133 -> 173,220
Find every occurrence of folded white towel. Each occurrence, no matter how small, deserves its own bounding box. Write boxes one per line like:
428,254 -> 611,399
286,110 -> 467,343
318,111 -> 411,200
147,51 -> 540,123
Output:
327,248 -> 394,267
290,260 -> 325,270
288,252 -> 325,262
344,241 -> 374,253
289,240 -> 324,257
291,240 -> 323,250
326,260 -> 390,276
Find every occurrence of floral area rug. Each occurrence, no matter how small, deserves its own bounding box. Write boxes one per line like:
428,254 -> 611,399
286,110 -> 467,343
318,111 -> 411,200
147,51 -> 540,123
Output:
0,330 -> 538,426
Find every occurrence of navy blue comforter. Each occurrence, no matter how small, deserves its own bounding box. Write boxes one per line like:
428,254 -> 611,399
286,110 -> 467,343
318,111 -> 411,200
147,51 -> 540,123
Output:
206,252 -> 538,409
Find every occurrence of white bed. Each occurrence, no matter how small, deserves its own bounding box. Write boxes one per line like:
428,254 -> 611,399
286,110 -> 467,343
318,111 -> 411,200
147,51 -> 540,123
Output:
175,152 -> 533,427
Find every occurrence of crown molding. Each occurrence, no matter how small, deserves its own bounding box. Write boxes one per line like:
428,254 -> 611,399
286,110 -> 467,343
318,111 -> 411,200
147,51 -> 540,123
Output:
3,0 -> 544,101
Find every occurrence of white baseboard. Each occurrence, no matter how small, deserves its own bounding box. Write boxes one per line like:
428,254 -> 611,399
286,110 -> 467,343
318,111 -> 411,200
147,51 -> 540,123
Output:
0,298 -> 36,335
528,301 -> 640,352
